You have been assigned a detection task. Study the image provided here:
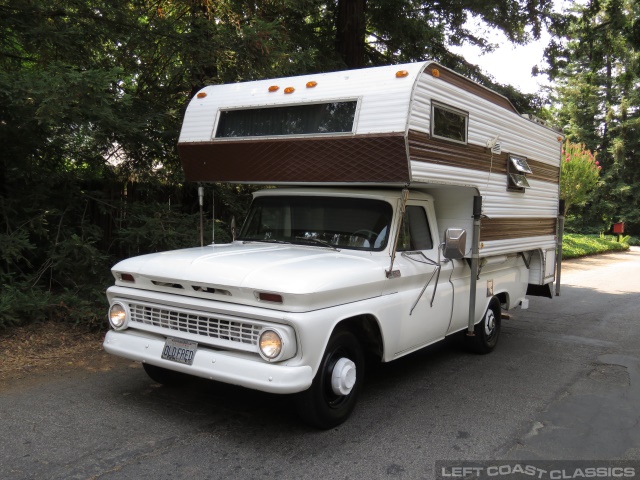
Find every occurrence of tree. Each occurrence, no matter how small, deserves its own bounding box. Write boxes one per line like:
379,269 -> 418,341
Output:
560,141 -> 601,217
0,0 -> 561,328
545,0 -> 640,234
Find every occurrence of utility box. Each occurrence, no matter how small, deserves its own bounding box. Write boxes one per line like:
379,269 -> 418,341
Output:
612,222 -> 625,234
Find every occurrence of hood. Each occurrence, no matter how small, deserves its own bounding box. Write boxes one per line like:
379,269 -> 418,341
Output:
112,242 -> 388,311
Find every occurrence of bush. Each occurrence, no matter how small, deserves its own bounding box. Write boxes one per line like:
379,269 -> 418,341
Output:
562,233 -> 629,259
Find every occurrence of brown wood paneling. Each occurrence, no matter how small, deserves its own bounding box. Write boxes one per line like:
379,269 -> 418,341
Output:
179,134 -> 410,184
480,217 -> 557,242
425,63 -> 518,114
408,130 -> 560,184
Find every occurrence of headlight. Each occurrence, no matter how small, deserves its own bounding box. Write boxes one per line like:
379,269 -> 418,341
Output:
259,329 -> 283,361
108,303 -> 128,330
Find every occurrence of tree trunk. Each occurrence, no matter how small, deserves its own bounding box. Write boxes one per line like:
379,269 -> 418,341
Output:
335,0 -> 366,69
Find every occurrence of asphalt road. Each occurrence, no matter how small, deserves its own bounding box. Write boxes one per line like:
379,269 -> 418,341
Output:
2,248 -> 640,480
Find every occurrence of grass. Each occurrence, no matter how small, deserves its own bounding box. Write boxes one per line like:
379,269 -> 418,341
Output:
562,233 -> 632,259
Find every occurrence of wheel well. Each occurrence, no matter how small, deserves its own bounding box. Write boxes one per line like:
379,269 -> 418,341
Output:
334,315 -> 383,361
495,292 -> 508,310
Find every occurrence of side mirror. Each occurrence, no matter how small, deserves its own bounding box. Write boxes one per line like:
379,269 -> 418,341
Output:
231,216 -> 237,242
442,228 -> 466,260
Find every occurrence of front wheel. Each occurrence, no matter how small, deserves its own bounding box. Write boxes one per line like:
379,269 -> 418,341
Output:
466,300 -> 501,354
294,330 -> 364,429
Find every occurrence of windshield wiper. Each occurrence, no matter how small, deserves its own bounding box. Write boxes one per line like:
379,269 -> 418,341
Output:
295,236 -> 340,251
240,238 -> 291,244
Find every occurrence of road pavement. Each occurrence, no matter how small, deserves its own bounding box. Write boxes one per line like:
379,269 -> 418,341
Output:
1,248 -> 639,479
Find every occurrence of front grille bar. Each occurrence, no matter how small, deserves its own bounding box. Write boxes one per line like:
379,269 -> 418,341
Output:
128,302 -> 262,348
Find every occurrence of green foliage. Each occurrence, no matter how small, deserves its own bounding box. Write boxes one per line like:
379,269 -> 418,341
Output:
0,0 -> 566,330
560,140 -> 600,216
562,233 -> 629,259
545,0 -> 640,235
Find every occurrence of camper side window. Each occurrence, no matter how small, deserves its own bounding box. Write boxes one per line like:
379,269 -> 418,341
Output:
397,206 -> 433,251
431,102 -> 468,144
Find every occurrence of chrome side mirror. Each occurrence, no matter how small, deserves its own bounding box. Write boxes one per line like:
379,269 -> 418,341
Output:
442,228 -> 466,260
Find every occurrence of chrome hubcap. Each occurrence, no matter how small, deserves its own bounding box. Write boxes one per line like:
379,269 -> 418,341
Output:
484,309 -> 496,337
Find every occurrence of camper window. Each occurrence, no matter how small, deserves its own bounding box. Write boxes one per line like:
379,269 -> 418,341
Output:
215,101 -> 357,138
431,102 -> 468,144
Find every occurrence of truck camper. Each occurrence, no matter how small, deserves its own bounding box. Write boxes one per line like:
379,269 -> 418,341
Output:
104,61 -> 563,428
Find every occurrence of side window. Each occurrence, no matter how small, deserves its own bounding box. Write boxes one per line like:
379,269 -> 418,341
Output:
397,206 -> 433,251
431,102 -> 468,144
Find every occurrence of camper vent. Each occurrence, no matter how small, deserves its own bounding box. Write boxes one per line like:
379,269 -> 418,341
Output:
507,154 -> 532,192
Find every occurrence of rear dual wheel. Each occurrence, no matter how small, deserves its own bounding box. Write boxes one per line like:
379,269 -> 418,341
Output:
295,330 -> 364,429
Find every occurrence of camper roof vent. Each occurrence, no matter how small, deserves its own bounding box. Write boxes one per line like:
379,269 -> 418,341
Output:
521,113 -> 549,127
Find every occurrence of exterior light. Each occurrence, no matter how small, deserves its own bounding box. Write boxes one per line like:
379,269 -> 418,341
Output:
196,92 -> 207,99
108,303 -> 128,330
258,292 -> 283,303
396,70 -> 409,78
259,330 -> 283,360
268,85 -> 279,92
284,87 -> 295,94
306,81 -> 317,88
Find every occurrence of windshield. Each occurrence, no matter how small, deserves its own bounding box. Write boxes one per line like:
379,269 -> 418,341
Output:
238,195 -> 393,251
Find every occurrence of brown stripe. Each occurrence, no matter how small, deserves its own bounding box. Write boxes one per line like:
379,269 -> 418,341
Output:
408,130 -> 560,184
179,134 -> 410,184
480,217 -> 557,242
425,63 -> 518,114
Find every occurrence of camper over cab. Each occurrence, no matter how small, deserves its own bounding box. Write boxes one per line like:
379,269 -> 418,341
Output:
104,61 -> 563,428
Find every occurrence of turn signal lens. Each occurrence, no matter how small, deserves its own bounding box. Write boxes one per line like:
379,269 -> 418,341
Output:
109,303 -> 128,329
396,70 -> 409,78
268,85 -> 279,92
284,87 -> 295,94
119,273 -> 134,282
306,81 -> 317,88
259,330 -> 283,360
258,292 -> 283,303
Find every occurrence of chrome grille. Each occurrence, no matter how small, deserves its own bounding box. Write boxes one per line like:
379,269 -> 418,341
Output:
128,303 -> 262,346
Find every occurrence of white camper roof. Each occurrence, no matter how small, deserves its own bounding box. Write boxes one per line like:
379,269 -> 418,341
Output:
179,61 -> 517,143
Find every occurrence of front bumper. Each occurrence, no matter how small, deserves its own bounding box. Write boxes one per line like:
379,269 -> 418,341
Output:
103,329 -> 313,394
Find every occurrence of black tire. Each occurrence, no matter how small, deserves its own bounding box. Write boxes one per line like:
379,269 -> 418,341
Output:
466,299 -> 501,354
142,362 -> 188,387
295,330 -> 364,429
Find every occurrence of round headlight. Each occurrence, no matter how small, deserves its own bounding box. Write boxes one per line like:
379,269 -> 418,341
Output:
259,330 -> 283,360
109,303 -> 128,329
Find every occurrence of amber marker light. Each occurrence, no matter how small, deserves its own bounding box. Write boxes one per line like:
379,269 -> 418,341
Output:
306,81 -> 317,88
258,292 -> 283,303
396,70 -> 409,78
268,85 -> 279,92
431,68 -> 440,78
120,273 -> 135,282
284,87 -> 295,94
196,92 -> 207,99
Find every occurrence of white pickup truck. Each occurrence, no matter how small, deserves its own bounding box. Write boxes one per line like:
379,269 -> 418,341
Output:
104,62 -> 562,428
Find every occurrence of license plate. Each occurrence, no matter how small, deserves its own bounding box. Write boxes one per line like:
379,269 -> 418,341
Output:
161,337 -> 197,365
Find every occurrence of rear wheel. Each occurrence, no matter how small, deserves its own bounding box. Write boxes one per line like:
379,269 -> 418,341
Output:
142,363 -> 188,386
466,300 -> 501,354
295,330 -> 364,429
